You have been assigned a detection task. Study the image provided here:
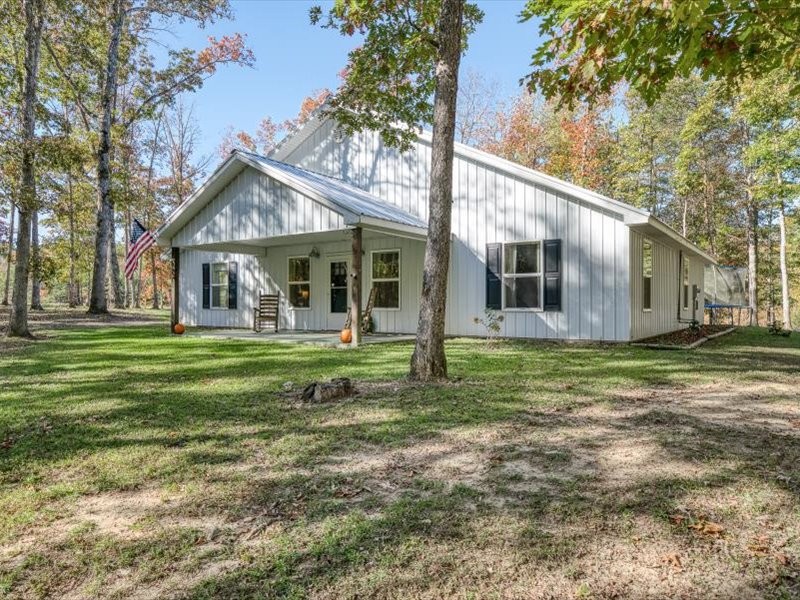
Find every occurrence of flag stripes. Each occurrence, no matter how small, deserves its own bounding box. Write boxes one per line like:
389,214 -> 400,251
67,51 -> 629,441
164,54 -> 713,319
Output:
125,220 -> 157,279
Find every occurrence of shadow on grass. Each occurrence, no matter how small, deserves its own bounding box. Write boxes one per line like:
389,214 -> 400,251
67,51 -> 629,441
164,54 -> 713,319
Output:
1,325 -> 799,597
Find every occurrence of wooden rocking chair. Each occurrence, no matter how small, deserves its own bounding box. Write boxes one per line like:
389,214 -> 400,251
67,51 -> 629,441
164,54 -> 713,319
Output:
344,286 -> 377,335
253,293 -> 280,333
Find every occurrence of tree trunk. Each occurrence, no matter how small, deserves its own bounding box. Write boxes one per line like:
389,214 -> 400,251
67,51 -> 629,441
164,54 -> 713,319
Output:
778,198 -> 791,329
150,249 -> 159,309
746,194 -> 759,326
134,261 -> 142,308
67,174 -> 77,307
30,209 -> 42,309
124,209 -> 131,307
109,210 -> 125,308
681,196 -> 688,238
8,0 -> 43,337
88,0 -> 125,314
409,0 -> 463,381
2,201 -> 14,306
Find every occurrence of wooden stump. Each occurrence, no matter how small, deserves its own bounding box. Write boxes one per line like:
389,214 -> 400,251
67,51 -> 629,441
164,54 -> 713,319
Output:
301,378 -> 354,402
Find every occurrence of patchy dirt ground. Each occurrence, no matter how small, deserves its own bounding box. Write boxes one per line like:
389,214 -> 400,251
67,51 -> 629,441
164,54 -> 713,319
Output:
1,324 -> 798,599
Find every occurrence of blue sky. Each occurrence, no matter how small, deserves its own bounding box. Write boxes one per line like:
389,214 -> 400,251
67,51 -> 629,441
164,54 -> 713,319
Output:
161,1 -> 542,161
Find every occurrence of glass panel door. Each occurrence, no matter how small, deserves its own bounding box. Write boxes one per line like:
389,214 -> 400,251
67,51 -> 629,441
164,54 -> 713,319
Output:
330,261 -> 348,313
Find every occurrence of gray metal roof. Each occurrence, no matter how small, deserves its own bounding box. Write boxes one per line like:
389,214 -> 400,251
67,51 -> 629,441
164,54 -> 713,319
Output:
240,151 -> 427,229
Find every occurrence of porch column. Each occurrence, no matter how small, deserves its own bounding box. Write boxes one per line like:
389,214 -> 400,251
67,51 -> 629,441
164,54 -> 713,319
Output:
171,247 -> 180,331
351,227 -> 362,347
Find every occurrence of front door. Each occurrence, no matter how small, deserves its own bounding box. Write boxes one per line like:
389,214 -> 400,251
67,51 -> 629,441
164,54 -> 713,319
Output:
327,259 -> 350,330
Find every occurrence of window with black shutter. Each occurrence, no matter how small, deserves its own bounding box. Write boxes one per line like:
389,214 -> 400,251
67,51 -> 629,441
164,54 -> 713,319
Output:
543,239 -> 562,311
202,263 -> 210,309
228,262 -> 238,310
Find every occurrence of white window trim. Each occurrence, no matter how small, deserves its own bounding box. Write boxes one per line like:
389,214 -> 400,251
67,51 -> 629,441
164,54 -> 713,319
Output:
287,255 -> 312,311
642,239 -> 653,313
501,241 -> 543,312
210,262 -> 229,310
371,248 -> 401,311
682,256 -> 690,311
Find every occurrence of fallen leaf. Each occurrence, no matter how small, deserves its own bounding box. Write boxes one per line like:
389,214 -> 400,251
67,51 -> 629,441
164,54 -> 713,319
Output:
669,514 -> 686,525
661,552 -> 683,571
688,520 -> 724,536
748,536 -> 770,556
774,552 -> 790,566
789,419 -> 800,429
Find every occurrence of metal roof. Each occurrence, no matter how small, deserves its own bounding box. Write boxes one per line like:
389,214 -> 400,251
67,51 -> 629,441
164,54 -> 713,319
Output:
239,151 -> 427,229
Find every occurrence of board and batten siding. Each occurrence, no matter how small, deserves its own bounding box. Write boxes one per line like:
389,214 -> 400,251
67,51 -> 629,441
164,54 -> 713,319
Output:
179,250 -> 266,328
179,236 -> 424,333
172,166 -> 345,247
629,230 -> 706,340
282,120 -> 631,341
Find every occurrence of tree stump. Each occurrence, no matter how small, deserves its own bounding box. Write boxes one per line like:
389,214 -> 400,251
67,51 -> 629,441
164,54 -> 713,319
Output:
301,378 -> 354,402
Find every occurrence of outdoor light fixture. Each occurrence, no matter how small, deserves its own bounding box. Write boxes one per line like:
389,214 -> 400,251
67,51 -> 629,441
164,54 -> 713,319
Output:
309,247 -> 320,259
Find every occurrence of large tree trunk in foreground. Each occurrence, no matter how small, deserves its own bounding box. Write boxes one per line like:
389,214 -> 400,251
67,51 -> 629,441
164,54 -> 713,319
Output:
8,0 -> 44,337
89,0 -> 125,314
30,209 -> 43,309
2,201 -> 14,306
778,199 -> 791,329
409,0 -> 463,380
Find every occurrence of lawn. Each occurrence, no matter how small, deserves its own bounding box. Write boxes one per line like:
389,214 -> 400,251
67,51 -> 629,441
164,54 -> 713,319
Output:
0,314 -> 799,599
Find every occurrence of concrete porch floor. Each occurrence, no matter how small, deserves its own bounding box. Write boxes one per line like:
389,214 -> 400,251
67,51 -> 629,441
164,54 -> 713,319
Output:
189,329 -> 416,348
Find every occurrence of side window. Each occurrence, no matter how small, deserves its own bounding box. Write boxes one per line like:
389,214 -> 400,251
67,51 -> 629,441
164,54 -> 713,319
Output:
372,250 -> 400,309
683,257 -> 690,310
288,257 -> 311,308
503,242 -> 541,309
211,262 -> 228,308
643,239 -> 653,311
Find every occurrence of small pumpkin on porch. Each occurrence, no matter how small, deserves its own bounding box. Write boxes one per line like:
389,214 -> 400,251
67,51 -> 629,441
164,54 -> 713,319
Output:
340,328 -> 352,344
173,323 -> 186,335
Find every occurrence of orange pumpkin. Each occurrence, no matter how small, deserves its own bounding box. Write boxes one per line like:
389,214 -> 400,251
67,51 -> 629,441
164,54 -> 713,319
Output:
173,323 -> 186,335
340,328 -> 352,344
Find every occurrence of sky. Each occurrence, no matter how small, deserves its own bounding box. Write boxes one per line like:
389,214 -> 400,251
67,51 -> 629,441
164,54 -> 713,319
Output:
159,1 -> 543,162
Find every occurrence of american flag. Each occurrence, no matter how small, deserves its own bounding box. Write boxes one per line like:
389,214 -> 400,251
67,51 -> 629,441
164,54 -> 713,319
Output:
125,219 -> 156,279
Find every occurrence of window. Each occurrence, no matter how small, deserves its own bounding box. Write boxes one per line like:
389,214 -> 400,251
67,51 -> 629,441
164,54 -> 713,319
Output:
643,239 -> 653,311
372,250 -> 400,309
683,257 -> 690,310
211,262 -> 228,309
288,257 -> 311,308
503,242 -> 541,309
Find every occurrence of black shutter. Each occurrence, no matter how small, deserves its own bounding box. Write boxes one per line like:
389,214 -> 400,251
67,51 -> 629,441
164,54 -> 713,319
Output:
202,263 -> 210,309
543,239 -> 562,311
486,243 -> 502,309
228,261 -> 238,310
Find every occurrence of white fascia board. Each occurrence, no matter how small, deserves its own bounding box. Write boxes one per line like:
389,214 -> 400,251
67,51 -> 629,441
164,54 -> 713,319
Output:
356,216 -> 428,241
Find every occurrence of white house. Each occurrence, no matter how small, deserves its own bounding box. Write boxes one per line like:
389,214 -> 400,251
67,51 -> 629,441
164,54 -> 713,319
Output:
156,112 -> 716,342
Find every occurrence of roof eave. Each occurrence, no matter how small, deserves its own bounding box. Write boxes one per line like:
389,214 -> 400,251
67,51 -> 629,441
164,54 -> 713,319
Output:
631,216 -> 718,264
355,215 -> 427,240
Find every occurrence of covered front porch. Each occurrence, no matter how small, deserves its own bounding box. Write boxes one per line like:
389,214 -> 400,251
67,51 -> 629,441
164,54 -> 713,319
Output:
156,150 -> 429,347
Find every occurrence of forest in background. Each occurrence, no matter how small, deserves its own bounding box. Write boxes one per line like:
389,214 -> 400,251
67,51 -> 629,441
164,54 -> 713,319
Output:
1,1 -> 798,330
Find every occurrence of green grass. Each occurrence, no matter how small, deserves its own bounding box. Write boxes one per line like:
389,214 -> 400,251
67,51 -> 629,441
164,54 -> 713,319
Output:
1,325 -> 799,599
